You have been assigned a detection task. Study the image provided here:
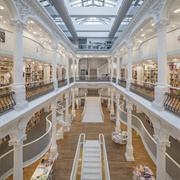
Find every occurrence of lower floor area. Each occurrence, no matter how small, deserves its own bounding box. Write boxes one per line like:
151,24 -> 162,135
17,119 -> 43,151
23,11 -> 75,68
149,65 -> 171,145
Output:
6,103 -> 156,180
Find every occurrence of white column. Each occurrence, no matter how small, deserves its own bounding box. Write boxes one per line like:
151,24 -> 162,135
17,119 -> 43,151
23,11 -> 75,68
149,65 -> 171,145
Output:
76,59 -> 79,77
51,44 -> 58,91
111,56 -> 114,82
125,98 -> 134,161
65,52 -> 69,84
9,135 -> 26,180
65,92 -> 69,123
73,57 -> 75,81
50,101 -> 58,158
156,140 -> 169,179
110,89 -> 114,115
152,20 -> 169,110
10,20 -> 28,111
115,93 -> 121,132
116,52 -> 120,84
71,88 -> 75,116
126,42 -> 133,91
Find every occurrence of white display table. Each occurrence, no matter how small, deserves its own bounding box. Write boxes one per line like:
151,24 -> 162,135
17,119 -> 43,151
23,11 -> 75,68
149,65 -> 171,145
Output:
133,165 -> 155,180
31,154 -> 55,180
112,131 -> 128,144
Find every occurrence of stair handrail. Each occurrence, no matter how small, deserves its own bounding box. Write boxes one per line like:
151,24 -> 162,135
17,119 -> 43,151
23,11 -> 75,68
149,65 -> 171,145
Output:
81,97 -> 87,121
99,134 -> 111,180
70,133 -> 86,180
99,98 -> 104,121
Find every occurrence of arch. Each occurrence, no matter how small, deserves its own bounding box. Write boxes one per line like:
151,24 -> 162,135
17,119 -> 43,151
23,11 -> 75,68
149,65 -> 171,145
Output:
160,0 -> 176,20
4,0 -> 19,20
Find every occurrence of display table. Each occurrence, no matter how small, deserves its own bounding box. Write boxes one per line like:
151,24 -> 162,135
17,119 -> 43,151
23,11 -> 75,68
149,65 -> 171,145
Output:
112,131 -> 128,144
133,165 -> 155,180
31,154 -> 55,180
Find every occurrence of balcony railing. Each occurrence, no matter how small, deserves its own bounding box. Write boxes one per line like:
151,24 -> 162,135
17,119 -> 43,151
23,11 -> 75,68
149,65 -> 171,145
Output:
69,77 -> 74,83
164,90 -> 180,116
0,91 -> 16,114
26,82 -> 54,101
112,77 -> 116,83
118,79 -> 127,88
130,82 -> 155,102
76,76 -> 110,82
58,79 -> 67,88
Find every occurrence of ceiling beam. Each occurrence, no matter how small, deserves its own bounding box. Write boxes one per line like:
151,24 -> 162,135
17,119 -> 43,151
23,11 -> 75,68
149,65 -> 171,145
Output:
51,0 -> 78,42
108,0 -> 133,38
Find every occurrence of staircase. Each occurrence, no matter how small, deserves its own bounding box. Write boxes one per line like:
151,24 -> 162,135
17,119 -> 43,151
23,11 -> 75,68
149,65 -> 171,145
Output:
81,140 -> 102,180
82,97 -> 103,123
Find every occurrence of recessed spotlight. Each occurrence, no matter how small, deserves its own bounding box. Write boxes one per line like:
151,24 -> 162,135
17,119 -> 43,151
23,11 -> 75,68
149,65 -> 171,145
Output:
141,29 -> 143,31
0,5 -> 4,10
152,23 -> 155,26
3,20 -> 6,23
31,20 -> 34,24
33,31 -> 37,34
141,34 -> 145,37
174,9 -> 180,13
0,16 -> 2,18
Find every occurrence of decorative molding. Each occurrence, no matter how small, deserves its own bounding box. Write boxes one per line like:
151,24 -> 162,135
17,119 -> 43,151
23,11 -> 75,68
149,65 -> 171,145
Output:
147,0 -> 166,21
9,20 -> 26,32
13,0 -> 35,21
155,19 -> 170,32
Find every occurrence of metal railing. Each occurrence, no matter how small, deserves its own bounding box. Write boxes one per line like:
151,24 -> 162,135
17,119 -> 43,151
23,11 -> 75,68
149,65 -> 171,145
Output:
99,134 -> 111,180
164,91 -> 180,116
76,76 -> 110,82
112,77 -> 116,83
26,82 -> 54,101
118,79 -> 126,88
0,91 -> 16,114
58,79 -> 67,88
130,82 -> 155,102
69,77 -> 74,83
70,133 -> 85,180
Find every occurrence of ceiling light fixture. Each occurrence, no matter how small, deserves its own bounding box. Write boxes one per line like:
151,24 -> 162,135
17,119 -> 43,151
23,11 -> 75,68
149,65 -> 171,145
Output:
0,5 -> 4,10
174,9 -> 180,13
141,34 -> 145,37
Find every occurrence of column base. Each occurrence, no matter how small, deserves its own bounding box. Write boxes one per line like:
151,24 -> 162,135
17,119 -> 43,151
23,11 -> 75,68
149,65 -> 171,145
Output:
110,109 -> 114,115
126,79 -> 131,91
71,109 -> 76,117
152,85 -> 168,111
51,78 -> 58,92
11,84 -> 28,111
50,145 -> 59,159
125,145 -> 135,161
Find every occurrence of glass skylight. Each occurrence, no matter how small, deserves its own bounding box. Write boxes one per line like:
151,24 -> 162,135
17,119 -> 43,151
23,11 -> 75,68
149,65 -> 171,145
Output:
75,17 -> 111,25
69,0 -> 118,7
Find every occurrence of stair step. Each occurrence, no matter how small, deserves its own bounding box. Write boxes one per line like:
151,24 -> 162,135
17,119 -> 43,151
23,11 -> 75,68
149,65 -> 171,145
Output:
83,157 -> 100,162
83,168 -> 101,174
83,162 -> 100,168
84,152 -> 99,157
82,174 -> 101,180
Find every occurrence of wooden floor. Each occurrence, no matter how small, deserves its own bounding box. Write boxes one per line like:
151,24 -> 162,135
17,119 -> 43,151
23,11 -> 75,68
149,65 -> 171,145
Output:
6,103 -> 156,180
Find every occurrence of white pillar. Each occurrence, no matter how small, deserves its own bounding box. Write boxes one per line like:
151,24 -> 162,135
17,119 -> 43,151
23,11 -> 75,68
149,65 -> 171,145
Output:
76,59 -> 79,77
115,93 -> 121,132
9,135 -> 26,180
116,52 -> 120,84
73,57 -> 75,81
125,98 -> 134,161
111,56 -> 114,82
65,52 -> 69,84
50,101 -> 58,158
65,92 -> 69,123
51,44 -> 58,91
126,41 -> 133,91
110,89 -> 114,115
10,20 -> 28,111
71,88 -> 75,116
152,20 -> 169,111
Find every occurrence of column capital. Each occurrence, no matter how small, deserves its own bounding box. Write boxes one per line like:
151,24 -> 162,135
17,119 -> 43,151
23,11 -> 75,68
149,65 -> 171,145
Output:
51,44 -> 58,51
65,92 -> 69,99
9,134 -> 26,147
155,19 -> 170,32
125,97 -> 133,110
116,93 -> 120,99
10,20 -> 26,32
51,102 -> 57,111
